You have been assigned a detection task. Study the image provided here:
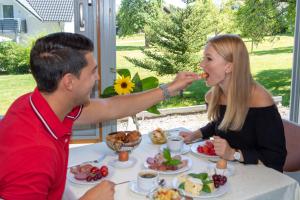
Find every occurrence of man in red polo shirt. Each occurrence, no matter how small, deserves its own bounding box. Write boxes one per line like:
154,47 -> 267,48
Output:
0,32 -> 199,200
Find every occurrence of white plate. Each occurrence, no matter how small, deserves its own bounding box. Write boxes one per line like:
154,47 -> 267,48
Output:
191,141 -> 219,160
172,173 -> 229,198
129,180 -> 150,196
67,164 -> 113,185
207,162 -> 235,177
160,144 -> 190,155
108,157 -> 137,168
144,156 -> 192,175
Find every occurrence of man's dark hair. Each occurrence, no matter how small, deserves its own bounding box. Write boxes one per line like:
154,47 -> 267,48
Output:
30,32 -> 94,92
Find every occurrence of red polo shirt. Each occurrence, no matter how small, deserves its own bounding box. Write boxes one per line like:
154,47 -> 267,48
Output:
0,88 -> 82,200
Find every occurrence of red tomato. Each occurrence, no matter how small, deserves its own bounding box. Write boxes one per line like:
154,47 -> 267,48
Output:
100,166 -> 108,177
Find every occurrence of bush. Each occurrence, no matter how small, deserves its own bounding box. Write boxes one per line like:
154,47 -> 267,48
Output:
0,41 -> 31,74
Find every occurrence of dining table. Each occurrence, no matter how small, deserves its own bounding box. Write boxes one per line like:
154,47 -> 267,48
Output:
63,128 -> 300,200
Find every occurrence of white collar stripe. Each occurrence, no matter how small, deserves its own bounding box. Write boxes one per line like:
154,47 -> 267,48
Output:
66,105 -> 82,119
29,96 -> 58,140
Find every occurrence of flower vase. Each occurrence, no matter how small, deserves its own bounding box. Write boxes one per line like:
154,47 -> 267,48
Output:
127,115 -> 140,131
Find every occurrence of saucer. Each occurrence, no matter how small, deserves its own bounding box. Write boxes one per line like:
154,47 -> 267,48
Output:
160,144 -> 190,155
129,180 -> 150,196
108,157 -> 137,168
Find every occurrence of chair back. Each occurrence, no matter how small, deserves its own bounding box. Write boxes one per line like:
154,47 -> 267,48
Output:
283,119 -> 300,172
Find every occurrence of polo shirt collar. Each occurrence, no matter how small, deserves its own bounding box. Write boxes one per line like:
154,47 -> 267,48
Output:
29,88 -> 72,140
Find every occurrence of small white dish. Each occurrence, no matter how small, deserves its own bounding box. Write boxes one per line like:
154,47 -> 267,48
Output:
160,144 -> 190,155
207,162 -> 235,177
67,165 -> 113,185
108,157 -> 137,168
129,180 -> 150,196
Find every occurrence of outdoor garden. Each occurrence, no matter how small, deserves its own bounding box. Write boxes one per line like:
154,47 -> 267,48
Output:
0,0 -> 296,115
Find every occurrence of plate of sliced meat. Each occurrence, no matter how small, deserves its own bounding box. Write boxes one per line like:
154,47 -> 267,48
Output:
68,162 -> 113,185
144,150 -> 192,175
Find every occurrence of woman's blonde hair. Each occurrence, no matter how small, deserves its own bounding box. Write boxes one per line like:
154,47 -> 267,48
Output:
207,34 -> 254,131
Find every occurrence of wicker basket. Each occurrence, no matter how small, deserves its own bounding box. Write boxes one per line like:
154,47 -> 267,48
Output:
106,131 -> 142,152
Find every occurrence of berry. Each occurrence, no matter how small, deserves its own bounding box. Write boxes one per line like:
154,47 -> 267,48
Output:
96,173 -> 102,179
86,176 -> 92,182
100,165 -> 109,177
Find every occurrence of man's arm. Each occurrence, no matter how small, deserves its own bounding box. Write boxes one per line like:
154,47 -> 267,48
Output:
75,72 -> 198,125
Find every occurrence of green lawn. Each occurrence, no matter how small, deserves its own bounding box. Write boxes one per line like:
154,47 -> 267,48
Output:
0,34 -> 294,115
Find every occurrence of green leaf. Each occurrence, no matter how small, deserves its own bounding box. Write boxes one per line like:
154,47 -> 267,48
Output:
202,179 -> 213,185
141,77 -> 159,90
202,184 -> 211,193
117,69 -> 131,78
146,105 -> 160,114
101,86 -> 117,98
188,173 -> 208,180
165,159 -> 181,166
178,182 -> 185,190
163,148 -> 172,161
132,73 -> 142,92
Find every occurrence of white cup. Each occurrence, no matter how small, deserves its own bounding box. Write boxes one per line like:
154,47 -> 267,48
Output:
167,135 -> 184,152
137,170 -> 159,192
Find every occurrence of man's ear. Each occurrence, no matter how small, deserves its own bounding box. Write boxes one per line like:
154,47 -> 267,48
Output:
225,62 -> 233,73
61,73 -> 75,91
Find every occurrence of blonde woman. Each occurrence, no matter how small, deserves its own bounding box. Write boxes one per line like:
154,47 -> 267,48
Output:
180,34 -> 287,172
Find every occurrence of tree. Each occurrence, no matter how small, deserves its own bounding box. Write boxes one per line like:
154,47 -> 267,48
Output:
126,0 -> 215,75
116,0 -> 161,37
235,0 -> 296,51
236,0 -> 282,52
211,0 -> 238,35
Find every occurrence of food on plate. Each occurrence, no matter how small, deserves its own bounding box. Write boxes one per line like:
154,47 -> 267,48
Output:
106,130 -> 141,150
146,148 -> 188,171
177,173 -> 217,195
150,128 -> 167,144
70,163 -> 109,182
212,174 -> 227,188
118,151 -> 129,161
199,72 -> 209,79
197,140 -> 216,156
152,188 -> 181,200
184,177 -> 203,195
216,159 -> 227,169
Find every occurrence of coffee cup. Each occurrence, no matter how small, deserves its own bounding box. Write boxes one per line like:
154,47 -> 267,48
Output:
137,170 -> 159,192
167,135 -> 184,152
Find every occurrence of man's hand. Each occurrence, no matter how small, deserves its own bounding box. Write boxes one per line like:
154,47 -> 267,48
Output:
80,180 -> 115,200
212,136 -> 235,160
168,72 -> 199,96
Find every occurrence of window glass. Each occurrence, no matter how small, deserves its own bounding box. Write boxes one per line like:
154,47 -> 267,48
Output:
3,5 -> 14,18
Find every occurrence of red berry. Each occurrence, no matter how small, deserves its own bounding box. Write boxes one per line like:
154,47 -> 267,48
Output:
90,167 -> 98,173
86,176 -> 92,182
100,166 -> 109,177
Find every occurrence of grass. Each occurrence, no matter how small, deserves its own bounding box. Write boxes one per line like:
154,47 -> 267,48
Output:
0,34 -> 294,115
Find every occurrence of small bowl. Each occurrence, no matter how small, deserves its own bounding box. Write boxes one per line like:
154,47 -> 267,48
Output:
106,131 -> 142,152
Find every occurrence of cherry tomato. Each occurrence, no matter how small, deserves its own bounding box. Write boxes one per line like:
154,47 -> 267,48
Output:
100,165 -> 108,177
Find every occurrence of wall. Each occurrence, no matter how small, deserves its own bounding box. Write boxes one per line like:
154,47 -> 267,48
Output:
0,0 -> 70,42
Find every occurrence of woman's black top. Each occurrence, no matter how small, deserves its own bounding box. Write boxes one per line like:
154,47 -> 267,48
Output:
200,104 -> 287,172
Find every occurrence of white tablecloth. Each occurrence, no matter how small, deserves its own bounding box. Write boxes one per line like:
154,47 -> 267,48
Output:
64,131 -> 300,200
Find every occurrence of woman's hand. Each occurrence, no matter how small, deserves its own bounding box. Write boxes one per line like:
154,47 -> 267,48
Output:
179,131 -> 197,143
212,136 -> 235,160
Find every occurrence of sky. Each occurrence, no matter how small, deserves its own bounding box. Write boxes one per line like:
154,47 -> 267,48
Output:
116,0 -> 222,11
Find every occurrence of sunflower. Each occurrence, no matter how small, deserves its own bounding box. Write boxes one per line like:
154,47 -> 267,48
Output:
114,75 -> 135,95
